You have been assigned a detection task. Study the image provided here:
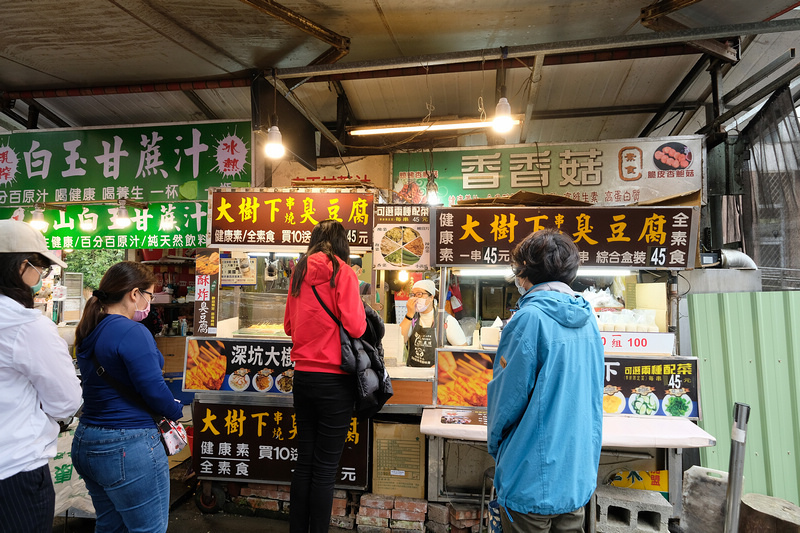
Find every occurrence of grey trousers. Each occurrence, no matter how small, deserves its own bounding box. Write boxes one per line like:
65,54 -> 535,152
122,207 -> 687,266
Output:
499,504 -> 585,533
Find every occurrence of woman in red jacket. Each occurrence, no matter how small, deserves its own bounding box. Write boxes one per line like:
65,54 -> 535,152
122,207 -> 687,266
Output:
284,219 -> 366,533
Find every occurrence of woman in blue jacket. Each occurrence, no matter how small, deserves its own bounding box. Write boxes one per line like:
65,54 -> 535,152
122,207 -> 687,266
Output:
487,229 -> 604,533
72,261 -> 183,533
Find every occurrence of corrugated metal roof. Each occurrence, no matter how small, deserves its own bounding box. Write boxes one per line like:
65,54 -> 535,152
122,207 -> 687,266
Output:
1,1 -> 799,151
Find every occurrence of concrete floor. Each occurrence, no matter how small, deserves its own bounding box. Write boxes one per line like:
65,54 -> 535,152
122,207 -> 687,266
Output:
53,500 -> 292,533
52,459 -> 293,533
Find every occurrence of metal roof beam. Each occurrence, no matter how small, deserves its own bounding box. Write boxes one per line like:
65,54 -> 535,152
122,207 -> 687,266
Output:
22,99 -> 71,128
1,101 -> 26,129
697,62 -> 800,134
641,0 -> 706,21
640,55 -> 709,137
182,91 -> 219,120
274,19 -> 800,79
519,55 -> 545,144
723,48 -> 796,106
269,76 -> 344,154
238,0 -> 350,52
641,15 -> 739,62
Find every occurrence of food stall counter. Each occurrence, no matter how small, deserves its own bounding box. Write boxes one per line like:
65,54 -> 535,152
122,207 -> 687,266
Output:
420,408 -> 716,448
421,407 -> 715,518
383,366 -> 435,412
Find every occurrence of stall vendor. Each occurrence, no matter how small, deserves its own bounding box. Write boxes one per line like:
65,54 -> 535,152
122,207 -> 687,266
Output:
401,279 -> 467,367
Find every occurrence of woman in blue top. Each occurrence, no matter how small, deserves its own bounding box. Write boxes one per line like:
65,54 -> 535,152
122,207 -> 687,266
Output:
72,261 -> 183,533
487,229 -> 604,533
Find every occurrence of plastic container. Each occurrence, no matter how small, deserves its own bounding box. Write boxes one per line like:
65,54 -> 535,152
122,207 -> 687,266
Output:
141,249 -> 162,261
186,426 -> 194,455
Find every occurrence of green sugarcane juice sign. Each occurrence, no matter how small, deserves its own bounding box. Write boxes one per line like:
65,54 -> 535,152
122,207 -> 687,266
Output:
0,201 -> 208,250
0,120 -> 249,248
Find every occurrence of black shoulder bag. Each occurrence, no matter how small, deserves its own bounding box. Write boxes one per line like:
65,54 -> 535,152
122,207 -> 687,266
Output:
311,285 -> 393,417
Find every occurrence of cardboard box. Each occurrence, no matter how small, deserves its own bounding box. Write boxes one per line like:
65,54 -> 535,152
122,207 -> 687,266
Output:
156,336 -> 188,374
372,422 -> 425,499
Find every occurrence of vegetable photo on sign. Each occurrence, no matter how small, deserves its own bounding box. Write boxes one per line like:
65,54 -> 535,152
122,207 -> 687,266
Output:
662,388 -> 693,417
628,385 -> 659,416
380,226 -> 422,267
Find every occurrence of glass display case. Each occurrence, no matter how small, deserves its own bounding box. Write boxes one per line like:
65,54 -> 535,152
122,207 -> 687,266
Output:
216,288 -> 289,337
229,291 -> 289,337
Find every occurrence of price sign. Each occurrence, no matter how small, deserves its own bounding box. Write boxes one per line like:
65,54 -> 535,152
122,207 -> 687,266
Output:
601,332 -> 675,355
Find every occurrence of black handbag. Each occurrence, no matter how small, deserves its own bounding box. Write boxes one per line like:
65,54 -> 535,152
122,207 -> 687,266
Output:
311,285 -> 393,417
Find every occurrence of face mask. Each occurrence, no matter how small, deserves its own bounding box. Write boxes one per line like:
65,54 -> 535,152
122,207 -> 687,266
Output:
515,277 -> 527,296
415,299 -> 430,313
133,293 -> 151,322
31,277 -> 43,295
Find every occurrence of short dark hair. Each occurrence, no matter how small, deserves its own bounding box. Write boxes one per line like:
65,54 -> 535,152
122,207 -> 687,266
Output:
511,228 -> 580,286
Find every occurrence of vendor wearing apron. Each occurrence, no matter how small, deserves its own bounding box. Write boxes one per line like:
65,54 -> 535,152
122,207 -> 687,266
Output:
400,279 -> 467,367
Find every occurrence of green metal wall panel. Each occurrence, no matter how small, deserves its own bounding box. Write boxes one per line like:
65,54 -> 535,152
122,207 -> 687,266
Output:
689,291 -> 800,505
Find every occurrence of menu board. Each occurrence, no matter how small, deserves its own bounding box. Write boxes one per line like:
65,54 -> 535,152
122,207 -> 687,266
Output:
433,206 -> 698,269
209,189 -> 374,250
192,400 -> 368,488
603,355 -> 699,419
435,350 -> 700,419
373,204 -> 431,270
220,256 -> 257,285
183,337 -> 294,394
193,248 -> 220,337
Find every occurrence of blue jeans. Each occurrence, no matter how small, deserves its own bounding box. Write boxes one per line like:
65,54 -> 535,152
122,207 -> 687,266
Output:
290,371 -> 356,533
71,423 -> 170,533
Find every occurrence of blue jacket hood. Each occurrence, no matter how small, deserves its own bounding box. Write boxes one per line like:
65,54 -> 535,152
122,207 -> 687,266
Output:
514,287 -> 594,329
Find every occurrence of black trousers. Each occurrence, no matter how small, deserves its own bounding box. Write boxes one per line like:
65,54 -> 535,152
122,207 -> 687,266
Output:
0,464 -> 56,533
290,371 -> 356,533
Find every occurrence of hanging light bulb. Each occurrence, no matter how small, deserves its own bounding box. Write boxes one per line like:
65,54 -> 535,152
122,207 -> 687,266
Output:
265,124 -> 285,159
398,270 -> 409,282
30,206 -> 47,231
265,78 -> 285,159
116,199 -> 131,228
493,96 -> 514,133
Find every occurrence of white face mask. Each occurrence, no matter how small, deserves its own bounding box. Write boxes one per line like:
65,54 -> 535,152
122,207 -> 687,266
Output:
415,299 -> 430,313
515,277 -> 527,295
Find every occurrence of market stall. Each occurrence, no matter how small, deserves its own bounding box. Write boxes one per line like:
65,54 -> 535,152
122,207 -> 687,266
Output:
417,202 -> 716,525
185,186 -> 381,510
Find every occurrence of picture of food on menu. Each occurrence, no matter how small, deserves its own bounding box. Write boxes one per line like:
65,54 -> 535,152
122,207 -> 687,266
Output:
253,368 -> 274,392
196,250 -> 220,275
275,369 -> 295,393
628,385 -> 659,416
184,339 -> 227,390
602,385 -> 626,414
228,368 -> 251,391
380,226 -> 422,267
662,388 -> 693,417
437,351 -> 494,407
653,142 -> 692,171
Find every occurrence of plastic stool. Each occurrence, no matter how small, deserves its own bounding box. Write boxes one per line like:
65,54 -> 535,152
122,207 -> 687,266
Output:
479,466 -> 496,533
